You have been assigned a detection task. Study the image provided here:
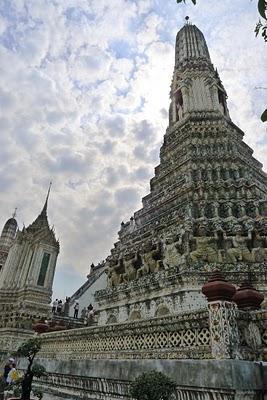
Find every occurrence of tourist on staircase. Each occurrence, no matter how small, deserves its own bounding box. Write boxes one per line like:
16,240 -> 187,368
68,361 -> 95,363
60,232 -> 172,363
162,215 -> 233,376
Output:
74,301 -> 79,318
52,298 -> 58,315
57,299 -> 63,315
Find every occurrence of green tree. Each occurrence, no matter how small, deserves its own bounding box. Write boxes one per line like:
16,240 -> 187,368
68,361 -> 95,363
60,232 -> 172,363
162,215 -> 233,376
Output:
255,0 -> 267,41
176,0 -> 267,122
16,338 -> 46,400
130,370 -> 176,400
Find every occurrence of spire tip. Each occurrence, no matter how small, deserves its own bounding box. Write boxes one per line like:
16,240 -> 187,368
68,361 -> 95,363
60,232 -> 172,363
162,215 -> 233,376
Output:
41,181 -> 52,216
12,207 -> 17,219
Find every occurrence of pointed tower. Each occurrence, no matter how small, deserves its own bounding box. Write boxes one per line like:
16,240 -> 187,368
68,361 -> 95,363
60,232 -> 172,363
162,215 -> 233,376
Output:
0,185 -> 59,337
95,23 -> 267,325
0,211 -> 18,272
169,23 -> 230,125
146,23 -> 267,228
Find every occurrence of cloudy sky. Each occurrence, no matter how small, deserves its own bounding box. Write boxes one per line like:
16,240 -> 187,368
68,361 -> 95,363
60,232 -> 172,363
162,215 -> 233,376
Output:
0,0 -> 267,300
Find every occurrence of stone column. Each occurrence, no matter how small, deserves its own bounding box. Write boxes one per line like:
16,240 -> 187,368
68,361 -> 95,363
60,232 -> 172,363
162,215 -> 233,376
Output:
202,270 -> 240,359
208,300 -> 240,359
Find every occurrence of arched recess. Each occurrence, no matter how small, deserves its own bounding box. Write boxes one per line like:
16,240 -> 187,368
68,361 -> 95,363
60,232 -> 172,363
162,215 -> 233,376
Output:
218,88 -> 227,115
107,314 -> 117,324
174,89 -> 183,121
129,310 -> 141,321
155,304 -> 170,317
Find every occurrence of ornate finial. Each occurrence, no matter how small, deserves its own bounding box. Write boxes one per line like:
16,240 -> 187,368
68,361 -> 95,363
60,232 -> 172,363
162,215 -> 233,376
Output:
12,207 -> 17,219
185,16 -> 190,24
41,181 -> 52,216
48,181 -> 52,196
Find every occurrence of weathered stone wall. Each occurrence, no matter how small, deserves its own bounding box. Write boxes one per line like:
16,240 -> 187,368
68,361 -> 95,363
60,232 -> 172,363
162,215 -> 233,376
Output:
34,359 -> 267,400
34,304 -> 267,363
96,264 -> 267,325
30,303 -> 267,399
0,327 -> 33,362
38,310 -> 211,361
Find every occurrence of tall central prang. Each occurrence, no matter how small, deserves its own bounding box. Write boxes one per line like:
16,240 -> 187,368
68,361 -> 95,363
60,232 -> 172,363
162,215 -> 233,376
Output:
34,22 -> 267,400
95,23 -> 267,325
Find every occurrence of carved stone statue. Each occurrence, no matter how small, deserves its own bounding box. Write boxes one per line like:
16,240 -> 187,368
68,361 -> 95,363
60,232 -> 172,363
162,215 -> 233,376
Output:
190,226 -> 218,262
106,255 -> 124,288
259,201 -> 267,216
249,227 -> 267,262
225,226 -> 252,262
121,252 -> 140,282
244,322 -> 262,350
137,241 -> 163,278
162,234 -> 182,269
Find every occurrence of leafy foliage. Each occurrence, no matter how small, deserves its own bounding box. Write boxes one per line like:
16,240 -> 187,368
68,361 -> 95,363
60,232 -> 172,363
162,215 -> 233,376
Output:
261,109 -> 267,122
0,375 -> 5,391
32,388 -> 44,399
253,0 -> 267,41
31,364 -> 46,378
16,338 -> 45,400
130,370 -> 176,400
255,18 -> 267,41
177,0 -> 196,3
258,0 -> 267,19
3,376 -> 23,399
13,384 -> 22,398
17,338 -> 42,360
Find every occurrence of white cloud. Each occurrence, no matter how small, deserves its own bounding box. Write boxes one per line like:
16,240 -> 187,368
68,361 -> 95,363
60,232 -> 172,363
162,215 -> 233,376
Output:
0,15 -> 7,35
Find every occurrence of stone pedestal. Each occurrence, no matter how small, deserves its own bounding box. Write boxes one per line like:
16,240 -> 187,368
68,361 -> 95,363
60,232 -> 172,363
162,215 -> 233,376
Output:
208,301 -> 240,359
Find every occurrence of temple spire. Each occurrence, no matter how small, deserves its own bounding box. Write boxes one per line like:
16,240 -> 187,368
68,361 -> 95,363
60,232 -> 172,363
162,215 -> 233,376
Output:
41,182 -> 52,216
25,181 -> 57,238
169,23 -> 230,125
175,24 -> 211,67
12,208 -> 17,219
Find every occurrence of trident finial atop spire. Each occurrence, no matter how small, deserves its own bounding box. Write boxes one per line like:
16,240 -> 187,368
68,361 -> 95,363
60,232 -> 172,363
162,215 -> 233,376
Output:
41,181 -> 52,216
12,207 -> 17,219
